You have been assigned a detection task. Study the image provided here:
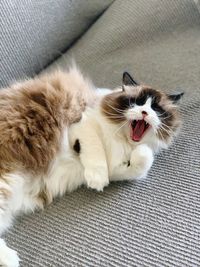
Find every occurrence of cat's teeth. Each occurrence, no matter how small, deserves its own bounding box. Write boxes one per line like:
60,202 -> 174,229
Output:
131,120 -> 137,128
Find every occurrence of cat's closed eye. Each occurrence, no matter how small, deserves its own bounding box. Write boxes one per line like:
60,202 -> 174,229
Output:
135,94 -> 147,105
118,95 -> 135,108
151,102 -> 164,113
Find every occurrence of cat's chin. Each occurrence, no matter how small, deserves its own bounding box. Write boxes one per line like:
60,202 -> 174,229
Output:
130,119 -> 150,142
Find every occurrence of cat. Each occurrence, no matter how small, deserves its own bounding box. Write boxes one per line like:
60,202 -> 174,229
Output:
0,67 -> 96,267
0,69 -> 183,267
68,71 -> 184,191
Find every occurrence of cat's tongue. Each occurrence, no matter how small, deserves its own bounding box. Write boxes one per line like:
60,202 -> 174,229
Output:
131,120 -> 146,142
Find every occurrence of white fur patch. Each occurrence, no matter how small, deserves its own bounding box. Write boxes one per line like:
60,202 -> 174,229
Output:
0,239 -> 19,267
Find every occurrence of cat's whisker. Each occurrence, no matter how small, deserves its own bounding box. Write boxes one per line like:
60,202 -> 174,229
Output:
158,111 -> 171,117
158,111 -> 174,121
147,117 -> 159,132
157,128 -> 166,142
158,127 -> 171,137
103,114 -> 125,120
150,116 -> 175,138
101,108 -> 125,119
152,126 -> 158,134
104,116 -> 124,121
161,122 -> 173,130
102,111 -> 123,118
152,125 -> 162,137
113,121 -> 128,136
103,99 -> 125,114
153,121 -> 170,140
162,114 -> 173,120
147,119 -> 170,141
162,128 -> 176,138
161,123 -> 175,135
158,124 -> 175,138
103,115 -> 125,120
159,123 -> 172,133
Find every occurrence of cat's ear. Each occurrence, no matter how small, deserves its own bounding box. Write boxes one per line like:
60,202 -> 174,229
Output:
168,92 -> 184,103
122,72 -> 139,89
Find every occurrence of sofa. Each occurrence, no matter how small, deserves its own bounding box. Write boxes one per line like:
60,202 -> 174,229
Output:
1,0 -> 200,266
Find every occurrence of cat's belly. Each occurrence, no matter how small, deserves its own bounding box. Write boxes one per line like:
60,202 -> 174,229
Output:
45,152 -> 85,198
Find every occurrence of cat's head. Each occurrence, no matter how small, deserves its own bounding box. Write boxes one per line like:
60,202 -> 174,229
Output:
101,72 -> 183,148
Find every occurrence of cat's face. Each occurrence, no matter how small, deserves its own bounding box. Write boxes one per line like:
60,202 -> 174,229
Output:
101,72 -> 183,145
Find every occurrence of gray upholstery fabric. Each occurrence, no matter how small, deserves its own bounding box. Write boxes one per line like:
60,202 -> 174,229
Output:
46,0 -> 200,91
0,0 -> 113,87
3,0 -> 200,266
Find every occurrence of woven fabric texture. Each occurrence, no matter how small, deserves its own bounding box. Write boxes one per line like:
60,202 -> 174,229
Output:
0,0 -> 112,87
3,0 -> 200,266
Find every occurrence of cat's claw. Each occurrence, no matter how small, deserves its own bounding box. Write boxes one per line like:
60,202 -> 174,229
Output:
84,168 -> 109,191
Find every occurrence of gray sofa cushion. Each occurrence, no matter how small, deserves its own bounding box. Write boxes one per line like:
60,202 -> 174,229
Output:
0,0 -> 113,87
4,0 -> 200,266
46,0 -> 200,91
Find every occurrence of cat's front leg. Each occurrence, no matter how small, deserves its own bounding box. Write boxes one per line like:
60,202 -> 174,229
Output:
81,133 -> 109,191
130,144 -> 154,179
70,122 -> 109,192
80,136 -> 109,191
84,166 -> 109,192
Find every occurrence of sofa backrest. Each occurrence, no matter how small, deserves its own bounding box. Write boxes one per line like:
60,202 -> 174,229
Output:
0,0 -> 113,87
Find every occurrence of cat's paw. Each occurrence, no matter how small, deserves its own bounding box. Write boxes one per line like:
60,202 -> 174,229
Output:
84,168 -> 109,192
130,144 -> 154,178
0,239 -> 19,267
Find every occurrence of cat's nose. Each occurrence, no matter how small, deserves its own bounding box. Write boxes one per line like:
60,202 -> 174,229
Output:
142,111 -> 148,117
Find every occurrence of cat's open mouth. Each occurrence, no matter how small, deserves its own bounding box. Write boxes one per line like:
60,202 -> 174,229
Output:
130,120 -> 150,142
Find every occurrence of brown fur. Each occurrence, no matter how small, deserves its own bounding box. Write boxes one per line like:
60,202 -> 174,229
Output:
101,85 -> 181,143
0,70 -> 95,178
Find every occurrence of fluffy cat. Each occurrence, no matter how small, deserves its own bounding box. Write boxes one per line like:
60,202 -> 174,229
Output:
0,67 -> 95,267
0,69 -> 183,267
68,72 -> 183,191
